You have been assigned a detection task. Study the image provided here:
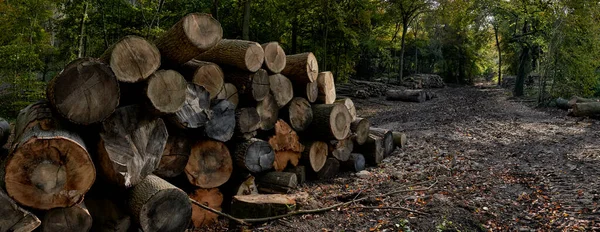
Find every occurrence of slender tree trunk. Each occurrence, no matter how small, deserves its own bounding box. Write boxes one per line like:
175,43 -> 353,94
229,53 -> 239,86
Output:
242,0 -> 250,40
494,23 -> 502,85
322,0 -> 329,71
399,21 -> 408,81
212,0 -> 219,20
515,22 -> 530,97
77,1 -> 88,58
291,16 -> 298,54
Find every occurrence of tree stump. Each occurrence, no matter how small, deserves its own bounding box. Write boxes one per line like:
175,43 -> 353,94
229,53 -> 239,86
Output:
205,100 -> 236,142
350,117 -> 370,145
335,98 -> 357,121
154,131 -> 191,179
317,71 -> 336,104
145,70 -> 187,114
0,188 -> 41,232
215,83 -> 239,108
41,203 -> 92,232
269,120 -> 305,171
231,194 -> 296,219
301,141 -> 328,172
281,52 -> 318,84
189,188 -> 223,228
256,93 -> 279,130
46,58 -> 119,125
261,42 -> 286,73
222,68 -> 270,103
269,74 -> 294,108
169,83 -> 211,129
100,35 -> 160,83
196,39 -> 265,72
179,60 -> 224,99
306,104 -> 351,140
370,128 -> 395,156
355,134 -> 384,165
234,138 -> 275,173
329,138 -> 353,162
256,172 -> 297,194
280,97 -> 313,132
185,140 -> 232,188
340,153 -> 366,172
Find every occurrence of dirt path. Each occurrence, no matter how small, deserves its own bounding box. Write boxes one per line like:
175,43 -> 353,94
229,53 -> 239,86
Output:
230,86 -> 600,231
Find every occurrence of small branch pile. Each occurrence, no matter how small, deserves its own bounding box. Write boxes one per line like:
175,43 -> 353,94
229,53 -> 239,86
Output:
0,13 -> 408,232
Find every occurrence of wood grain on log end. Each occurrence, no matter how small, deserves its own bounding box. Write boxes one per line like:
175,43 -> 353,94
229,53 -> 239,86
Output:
261,42 -> 286,73
100,35 -> 160,83
185,140 -> 232,188
146,70 -> 187,114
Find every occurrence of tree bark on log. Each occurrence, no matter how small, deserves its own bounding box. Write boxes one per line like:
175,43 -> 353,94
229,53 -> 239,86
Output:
185,140 -> 232,188
179,60 -> 224,99
315,158 -> 340,180
281,52 -> 318,84
385,89 -> 426,103
301,141 -> 328,172
306,104 -> 351,140
316,71 -> 336,104
215,83 -> 239,108
84,196 -> 131,232
256,172 -> 297,194
568,96 -> 598,108
369,127 -> 395,157
0,118 -> 9,147
329,138 -> 353,162
169,83 -> 211,129
261,42 -> 286,74
234,138 -> 275,173
350,117 -> 370,145
145,70 -> 187,114
340,153 -> 365,172
155,13 -> 222,67
280,97 -> 312,132
269,74 -> 294,108
354,134 -> 384,165
0,188 -> 41,232
572,102 -> 600,117
41,203 -> 92,232
335,98 -> 357,121
127,175 -> 192,232
5,101 -> 95,210
392,132 -> 407,149
231,194 -> 296,219
268,120 -> 304,171
97,105 -> 167,188
154,131 -> 191,179
46,58 -> 119,125
189,188 -> 223,228
222,68 -> 270,103
100,35 -> 160,83
294,81 -> 318,103
256,93 -> 279,130
205,100 -> 236,142
196,39 -> 265,72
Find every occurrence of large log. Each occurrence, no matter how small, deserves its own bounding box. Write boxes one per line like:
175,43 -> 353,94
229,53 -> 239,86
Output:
385,89 -> 426,103
154,131 -> 191,179
215,83 -> 239,108
145,70 -> 187,114
179,60 -> 224,99
205,100 -> 236,142
340,153 -> 365,172
256,93 -> 279,130
269,74 -> 294,108
169,83 -> 211,129
0,188 -> 41,232
261,42 -> 286,73
315,158 -> 340,180
185,140 -> 232,188
316,71 -> 336,104
0,118 -> 9,147
350,117 -> 370,145
294,81 -> 318,103
46,58 -> 119,125
222,68 -> 270,103
281,52 -> 318,84
100,35 -> 160,83
306,104 -> 351,140
196,39 -> 265,72
98,105 -> 167,188
189,188 -> 223,228
354,134 -> 384,165
256,172 -> 297,194
568,96 -> 599,108
127,175 -> 192,232
84,196 -> 131,232
236,107 -> 261,134
5,101 -> 95,210
329,138 -> 353,162
301,141 -> 328,172
392,132 -> 407,149
155,13 -> 222,67
280,97 -> 312,132
335,98 -> 357,121
369,127 -> 395,156
231,194 -> 296,219
234,138 -> 275,173
572,102 -> 600,117
269,120 -> 305,171
41,203 -> 92,232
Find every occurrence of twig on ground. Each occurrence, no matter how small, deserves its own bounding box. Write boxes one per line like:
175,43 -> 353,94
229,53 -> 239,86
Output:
355,206 -> 430,216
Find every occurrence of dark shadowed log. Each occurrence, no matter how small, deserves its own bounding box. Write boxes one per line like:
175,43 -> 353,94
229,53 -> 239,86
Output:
46,58 -> 119,125
127,175 -> 192,232
555,97 -> 570,110
234,138 -> 275,173
269,120 -> 304,171
285,165 -> 306,185
316,71 -> 336,104
255,172 -> 297,194
0,188 -> 40,232
5,101 -> 95,210
98,105 -> 167,188
269,74 -> 294,108
215,83 -> 239,107
340,153 -> 365,172
154,131 -> 191,179
169,83 -> 210,129
196,39 -> 265,72
222,68 -> 270,103
315,158 -> 340,180
155,13 -> 222,67
294,81 -> 318,103
205,100 -> 236,142
145,70 -> 187,114
41,203 -> 92,232
335,98 -> 357,121
281,52 -> 318,84
300,141 -> 328,172
329,138 -> 353,162
280,97 -> 312,132
350,117 -> 370,145
236,107 -> 261,134
355,134 -> 384,165
572,102 -> 600,117
261,42 -> 286,73
256,93 -> 279,130
369,127 -> 395,156
231,194 -> 296,219
392,132 -> 407,149
305,104 -> 351,140
385,89 -> 426,103
179,60 -> 224,99
189,188 -> 223,228
0,118 -> 9,147
84,196 -> 130,232
100,35 -> 160,83
185,140 -> 232,188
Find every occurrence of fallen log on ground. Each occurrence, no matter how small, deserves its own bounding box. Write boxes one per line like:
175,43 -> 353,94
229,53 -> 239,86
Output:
392,132 -> 408,149
256,171 -> 298,194
385,89 -> 426,103
354,134 -> 385,165
572,102 -> 600,117
329,138 -> 353,162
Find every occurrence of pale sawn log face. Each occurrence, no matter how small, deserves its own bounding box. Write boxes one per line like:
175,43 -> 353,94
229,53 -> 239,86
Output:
285,97 -> 313,132
317,71 -> 336,104
261,42 -> 286,74
302,141 -> 328,172
269,74 -> 294,108
41,203 -> 92,232
101,35 -> 161,83
350,118 -> 370,145
256,93 -> 279,130
216,83 -> 239,107
146,70 -> 187,114
180,60 -> 225,99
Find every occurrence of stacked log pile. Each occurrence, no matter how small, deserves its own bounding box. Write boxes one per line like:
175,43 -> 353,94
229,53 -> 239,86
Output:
0,13 -> 408,232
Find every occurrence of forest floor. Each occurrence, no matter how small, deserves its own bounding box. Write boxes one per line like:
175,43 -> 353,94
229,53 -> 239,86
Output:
213,84 -> 600,231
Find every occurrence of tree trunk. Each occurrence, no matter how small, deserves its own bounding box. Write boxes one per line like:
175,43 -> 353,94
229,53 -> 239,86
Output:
127,175 -> 192,232
234,138 -> 275,173
315,158 -> 339,180
355,134 -> 384,165
77,2 -> 88,58
269,74 -> 294,107
236,107 -> 261,134
392,131 -> 407,149
385,89 -> 426,103
99,35 -> 160,83
216,83 -> 239,107
301,141 -> 328,172
0,118 -> 9,147
41,203 -> 92,232
242,0 -> 250,40
334,98 -> 356,121
185,140 -> 232,188
189,188 -> 223,228
205,99 -> 236,142
179,60 -> 224,99
256,93 -> 279,130
97,105 -> 167,188
269,120 -> 305,171
340,153 -> 365,173
572,102 -> 600,117
399,22 -> 408,81
46,58 -> 119,125
231,194 -> 296,219
196,39 -> 264,72
493,23 -> 502,85
222,68 -> 270,103
280,97 -> 312,132
329,138 -> 353,162
256,172 -> 297,194
154,13 -> 222,67
350,117 -> 370,145
294,81 -> 318,103
514,22 -> 531,97
5,101 -> 95,210
0,188 -> 41,232
369,127 -> 395,157
305,104 -> 351,140
316,71 -> 336,104
154,131 -> 191,179
212,0 -> 219,20
261,42 -> 286,73
146,70 -> 187,114
281,52 -> 319,84
169,83 -> 211,129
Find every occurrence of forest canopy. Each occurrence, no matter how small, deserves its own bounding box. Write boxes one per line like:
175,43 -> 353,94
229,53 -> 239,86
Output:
1,0 -> 600,117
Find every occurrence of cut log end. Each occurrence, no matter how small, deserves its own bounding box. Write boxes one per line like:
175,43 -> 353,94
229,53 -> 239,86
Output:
286,97 -> 313,132
335,98 -> 357,121
282,52 -> 319,84
256,93 -> 279,130
170,83 -> 211,129
205,100 -> 236,142
189,188 -> 223,228
185,140 -> 232,188
183,60 -> 225,99
231,194 -> 296,219
102,35 -> 160,83
41,203 -> 92,232
147,70 -> 187,114
236,138 -> 275,173
341,153 -> 366,172
216,83 -> 239,108
256,172 -> 297,194
350,118 -> 370,145
0,189 -> 41,232
303,141 -> 328,172
317,71 -> 336,104
269,74 -> 294,108
261,42 -> 286,73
